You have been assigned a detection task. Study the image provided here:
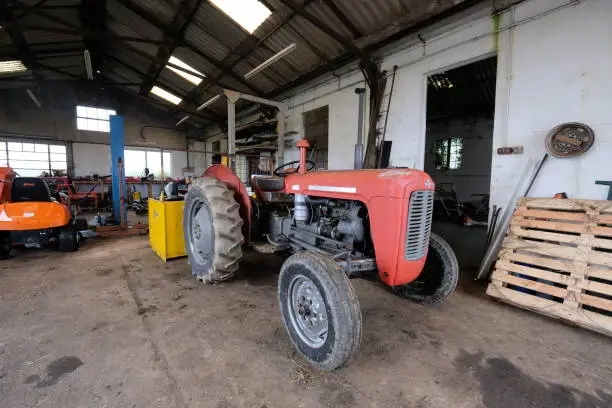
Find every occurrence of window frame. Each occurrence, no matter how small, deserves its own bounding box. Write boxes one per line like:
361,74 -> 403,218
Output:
434,137 -> 464,171
0,140 -> 68,176
76,105 -> 116,133
124,148 -> 171,178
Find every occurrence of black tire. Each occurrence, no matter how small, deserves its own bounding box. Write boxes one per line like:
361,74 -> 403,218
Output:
74,218 -> 88,231
57,226 -> 79,252
183,177 -> 244,283
278,252 -> 362,371
393,232 -> 459,304
0,232 -> 11,260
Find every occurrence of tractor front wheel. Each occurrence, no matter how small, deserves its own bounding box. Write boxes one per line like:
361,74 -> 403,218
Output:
393,232 -> 459,304
278,252 -> 362,371
183,177 -> 244,283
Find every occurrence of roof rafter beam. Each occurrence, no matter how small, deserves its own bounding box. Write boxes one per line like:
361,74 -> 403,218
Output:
139,0 -> 202,95
2,6 -> 45,86
275,0 -> 364,58
114,0 -> 264,95
267,0 -> 483,99
12,0 -> 49,21
182,0 -> 321,109
17,25 -> 167,45
321,0 -> 362,39
106,55 -> 223,121
110,85 -> 212,125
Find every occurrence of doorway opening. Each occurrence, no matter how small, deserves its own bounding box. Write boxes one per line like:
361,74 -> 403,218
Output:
303,106 -> 329,170
424,55 -> 497,269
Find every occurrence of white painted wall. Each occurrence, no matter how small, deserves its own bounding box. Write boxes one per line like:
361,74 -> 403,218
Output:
73,143 -> 111,176
425,118 -> 494,202
280,0 -> 612,209
491,0 -> 612,207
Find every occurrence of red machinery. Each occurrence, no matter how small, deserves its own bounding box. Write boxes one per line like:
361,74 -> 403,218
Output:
44,176 -> 103,212
0,168 -> 81,257
183,141 -> 458,370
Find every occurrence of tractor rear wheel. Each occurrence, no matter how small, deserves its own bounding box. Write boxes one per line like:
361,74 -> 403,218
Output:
393,232 -> 459,304
183,177 -> 244,283
278,252 -> 362,371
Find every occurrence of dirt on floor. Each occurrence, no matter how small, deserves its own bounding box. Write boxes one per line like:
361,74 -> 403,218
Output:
0,236 -> 611,408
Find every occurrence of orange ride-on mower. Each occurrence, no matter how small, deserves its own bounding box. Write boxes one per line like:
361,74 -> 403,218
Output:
0,167 -> 83,258
183,141 -> 459,370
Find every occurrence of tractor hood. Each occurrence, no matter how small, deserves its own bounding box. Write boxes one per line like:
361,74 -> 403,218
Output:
0,202 -> 71,231
284,168 -> 434,201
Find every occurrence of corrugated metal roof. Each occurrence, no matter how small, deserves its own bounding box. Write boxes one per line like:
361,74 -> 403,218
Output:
183,23 -> 231,65
157,68 -> 196,95
107,0 -> 164,43
172,46 -> 218,78
1,0 -> 480,128
130,0 -> 176,26
193,3 -> 250,51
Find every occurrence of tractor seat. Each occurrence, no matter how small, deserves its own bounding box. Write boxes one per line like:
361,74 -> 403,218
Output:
251,175 -> 285,191
11,177 -> 53,203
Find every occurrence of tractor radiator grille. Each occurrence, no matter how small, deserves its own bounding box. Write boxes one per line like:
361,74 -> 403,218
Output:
404,190 -> 434,260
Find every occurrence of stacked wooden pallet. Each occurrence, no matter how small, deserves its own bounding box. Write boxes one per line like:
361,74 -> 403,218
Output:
487,198 -> 612,336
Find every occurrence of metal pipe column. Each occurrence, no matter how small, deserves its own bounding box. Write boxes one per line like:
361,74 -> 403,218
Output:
227,99 -> 236,170
277,107 -> 286,166
354,88 -> 366,169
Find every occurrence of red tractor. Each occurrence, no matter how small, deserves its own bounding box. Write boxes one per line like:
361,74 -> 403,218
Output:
183,141 -> 458,370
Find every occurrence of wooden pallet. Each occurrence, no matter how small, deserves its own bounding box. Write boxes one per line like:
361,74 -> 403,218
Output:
487,198 -> 612,336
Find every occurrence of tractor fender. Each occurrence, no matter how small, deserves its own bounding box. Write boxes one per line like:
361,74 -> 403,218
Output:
203,165 -> 252,243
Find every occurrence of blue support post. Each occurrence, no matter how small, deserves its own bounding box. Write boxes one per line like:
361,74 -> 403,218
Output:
110,115 -> 126,224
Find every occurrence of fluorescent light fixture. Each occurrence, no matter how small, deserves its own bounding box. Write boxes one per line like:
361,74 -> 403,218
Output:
26,89 -> 42,108
176,116 -> 190,126
166,56 -> 204,85
209,0 -> 271,33
245,43 -> 296,79
84,50 -> 93,80
197,94 -> 221,111
0,60 -> 28,74
151,86 -> 182,105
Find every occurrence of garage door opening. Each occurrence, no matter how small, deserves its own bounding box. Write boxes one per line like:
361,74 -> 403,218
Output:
424,55 -> 497,269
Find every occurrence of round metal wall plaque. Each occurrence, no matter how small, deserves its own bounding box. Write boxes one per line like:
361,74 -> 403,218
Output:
545,122 -> 595,158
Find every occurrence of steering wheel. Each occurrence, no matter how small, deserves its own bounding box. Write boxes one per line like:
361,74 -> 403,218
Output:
274,160 -> 315,177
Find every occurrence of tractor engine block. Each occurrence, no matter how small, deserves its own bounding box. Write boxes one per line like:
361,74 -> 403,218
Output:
270,198 -> 369,256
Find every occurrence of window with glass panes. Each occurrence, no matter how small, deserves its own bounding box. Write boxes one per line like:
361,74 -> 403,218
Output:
0,141 -> 67,176
124,149 -> 171,178
76,105 -> 116,132
434,137 -> 464,170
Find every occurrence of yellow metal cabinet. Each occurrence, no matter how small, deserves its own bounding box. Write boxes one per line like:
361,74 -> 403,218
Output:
148,199 -> 186,261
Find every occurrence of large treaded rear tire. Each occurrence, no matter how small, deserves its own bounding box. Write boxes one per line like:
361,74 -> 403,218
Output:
183,177 -> 244,283
393,232 -> 459,304
278,252 -> 362,371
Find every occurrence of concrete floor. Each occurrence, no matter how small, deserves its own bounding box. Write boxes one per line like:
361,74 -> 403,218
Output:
1,234 -> 611,408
